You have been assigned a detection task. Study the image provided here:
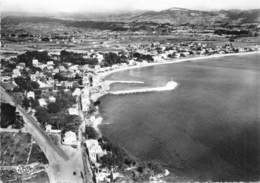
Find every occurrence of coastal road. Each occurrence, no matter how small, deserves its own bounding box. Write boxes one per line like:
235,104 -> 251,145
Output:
0,86 -> 68,161
0,86 -> 85,183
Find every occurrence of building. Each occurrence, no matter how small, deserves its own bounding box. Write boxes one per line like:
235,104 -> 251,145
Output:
48,96 -> 56,103
46,124 -> 61,133
63,131 -> 77,145
32,59 -> 39,67
12,69 -> 21,78
68,107 -> 79,115
27,91 -> 35,99
47,61 -> 54,65
38,98 -> 47,107
85,139 -> 106,163
72,88 -> 81,97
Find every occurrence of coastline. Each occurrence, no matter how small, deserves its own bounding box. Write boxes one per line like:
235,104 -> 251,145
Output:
99,50 -> 260,80
85,50 -> 260,182
91,50 -> 260,128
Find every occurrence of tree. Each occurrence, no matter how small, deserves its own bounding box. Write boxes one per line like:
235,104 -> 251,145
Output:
85,126 -> 99,139
22,98 -> 30,109
1,103 -> 16,128
31,81 -> 39,89
34,107 -> 51,126
17,51 -> 51,66
55,91 -> 75,109
85,58 -> 98,65
47,103 -> 61,113
14,77 -> 29,91
102,52 -> 126,67
14,77 -> 39,91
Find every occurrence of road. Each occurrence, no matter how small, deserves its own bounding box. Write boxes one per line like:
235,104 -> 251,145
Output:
1,86 -> 86,183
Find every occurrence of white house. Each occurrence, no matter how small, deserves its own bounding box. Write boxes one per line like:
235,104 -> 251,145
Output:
68,107 -> 79,116
12,69 -> 21,78
45,124 -> 61,133
30,74 -> 37,81
63,131 -> 77,145
47,61 -> 54,65
38,98 -> 47,107
96,53 -> 104,63
69,65 -> 79,72
85,139 -> 106,163
64,81 -> 74,88
37,80 -> 51,88
32,59 -> 39,67
128,59 -> 136,66
53,68 -> 60,74
27,91 -> 35,99
72,88 -> 81,97
48,96 -> 56,103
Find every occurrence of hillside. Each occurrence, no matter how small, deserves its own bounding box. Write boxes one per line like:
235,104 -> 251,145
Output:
2,8 -> 260,26
130,8 -> 260,25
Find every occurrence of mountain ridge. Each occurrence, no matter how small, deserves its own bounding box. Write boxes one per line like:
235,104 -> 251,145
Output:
2,7 -> 260,25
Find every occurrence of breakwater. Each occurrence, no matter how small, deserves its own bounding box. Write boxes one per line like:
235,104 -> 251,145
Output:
109,81 -> 178,95
99,53 -> 260,181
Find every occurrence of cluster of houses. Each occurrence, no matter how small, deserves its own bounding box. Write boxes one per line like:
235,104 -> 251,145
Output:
1,40 -> 258,182
1,41 -> 257,143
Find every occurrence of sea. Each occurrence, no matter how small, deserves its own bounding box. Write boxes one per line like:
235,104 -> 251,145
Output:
99,53 -> 260,182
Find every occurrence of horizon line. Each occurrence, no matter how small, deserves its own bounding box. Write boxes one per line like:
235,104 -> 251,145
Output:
2,6 -> 260,15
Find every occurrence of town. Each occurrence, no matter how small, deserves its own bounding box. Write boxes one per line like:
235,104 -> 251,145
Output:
1,33 -> 259,182
1,2 -> 260,181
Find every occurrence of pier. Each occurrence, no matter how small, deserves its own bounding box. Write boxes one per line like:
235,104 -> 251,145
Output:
109,81 -> 178,95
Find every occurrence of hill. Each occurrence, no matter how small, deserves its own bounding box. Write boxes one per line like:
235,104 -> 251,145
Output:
2,8 -> 260,26
130,8 -> 260,25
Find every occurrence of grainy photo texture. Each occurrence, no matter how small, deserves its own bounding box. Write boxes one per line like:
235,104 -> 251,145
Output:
0,0 -> 260,182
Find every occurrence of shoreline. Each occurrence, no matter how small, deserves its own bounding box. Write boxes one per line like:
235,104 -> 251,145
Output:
99,50 -> 260,80
85,50 -> 260,181
91,50 -> 260,130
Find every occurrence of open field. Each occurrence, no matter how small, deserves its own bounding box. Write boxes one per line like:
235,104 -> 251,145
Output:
0,170 -> 49,183
0,132 -> 48,166
0,132 -> 31,166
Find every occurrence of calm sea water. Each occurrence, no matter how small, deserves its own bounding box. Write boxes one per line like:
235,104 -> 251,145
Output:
99,53 -> 260,181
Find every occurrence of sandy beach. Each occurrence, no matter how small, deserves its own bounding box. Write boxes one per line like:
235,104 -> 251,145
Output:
90,50 -> 260,130
99,50 -> 260,80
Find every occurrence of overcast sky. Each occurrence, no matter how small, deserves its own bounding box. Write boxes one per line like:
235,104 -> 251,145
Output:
1,0 -> 259,13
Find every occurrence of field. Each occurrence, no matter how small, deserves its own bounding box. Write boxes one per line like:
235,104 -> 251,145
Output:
0,132 -> 48,166
0,170 -> 49,183
28,143 -> 48,164
0,132 -> 31,166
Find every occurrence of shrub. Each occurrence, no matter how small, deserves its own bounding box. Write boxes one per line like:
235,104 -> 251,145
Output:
85,126 -> 99,139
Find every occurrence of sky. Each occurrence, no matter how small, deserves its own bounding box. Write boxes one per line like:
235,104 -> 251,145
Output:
1,0 -> 259,13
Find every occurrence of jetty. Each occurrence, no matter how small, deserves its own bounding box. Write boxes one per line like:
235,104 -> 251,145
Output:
109,81 -> 178,95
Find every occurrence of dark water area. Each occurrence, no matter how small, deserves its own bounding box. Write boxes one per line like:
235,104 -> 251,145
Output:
99,54 -> 260,181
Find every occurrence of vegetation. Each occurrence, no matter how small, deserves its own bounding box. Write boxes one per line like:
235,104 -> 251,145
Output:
28,144 -> 48,164
16,51 -> 51,66
0,170 -> 22,183
132,52 -> 154,62
60,50 -> 98,65
35,105 -> 81,134
99,137 -> 136,169
14,76 -> 39,92
60,50 -> 85,64
0,170 -> 50,183
85,126 -> 99,139
102,52 -> 127,67
98,137 -> 164,181
0,103 -> 23,128
0,132 -> 31,166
